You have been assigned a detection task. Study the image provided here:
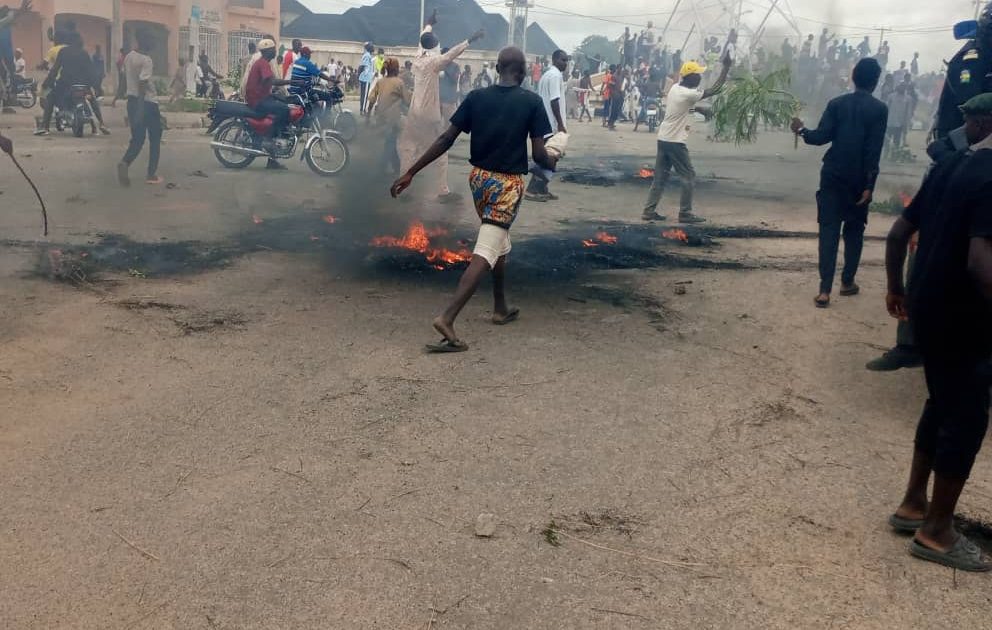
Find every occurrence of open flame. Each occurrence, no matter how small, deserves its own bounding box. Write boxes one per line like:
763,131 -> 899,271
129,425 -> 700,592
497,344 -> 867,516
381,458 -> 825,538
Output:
251,215 -> 264,225
638,168 -> 655,179
371,221 -> 472,269
662,228 -> 689,243
899,192 -> 912,208
582,231 -> 619,248
322,214 -> 338,224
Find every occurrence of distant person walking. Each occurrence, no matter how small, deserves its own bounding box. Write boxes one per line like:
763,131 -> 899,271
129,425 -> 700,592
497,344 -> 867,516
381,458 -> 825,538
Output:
791,58 -> 888,308
641,58 -> 732,225
525,49 -> 568,202
397,9 -> 483,201
117,30 -> 163,186
358,42 -> 374,113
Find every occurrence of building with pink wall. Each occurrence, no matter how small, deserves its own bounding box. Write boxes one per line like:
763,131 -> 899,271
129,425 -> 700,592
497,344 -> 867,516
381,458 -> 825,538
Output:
9,0 -> 280,80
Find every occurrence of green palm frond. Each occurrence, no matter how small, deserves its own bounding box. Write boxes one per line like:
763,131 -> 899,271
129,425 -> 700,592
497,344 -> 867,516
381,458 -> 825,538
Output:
713,68 -> 802,145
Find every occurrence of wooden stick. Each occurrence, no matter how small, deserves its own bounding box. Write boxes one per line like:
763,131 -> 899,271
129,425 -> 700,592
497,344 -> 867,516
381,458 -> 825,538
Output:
555,529 -> 703,569
591,607 -> 653,621
112,529 -> 160,561
5,151 -> 48,236
271,466 -> 308,482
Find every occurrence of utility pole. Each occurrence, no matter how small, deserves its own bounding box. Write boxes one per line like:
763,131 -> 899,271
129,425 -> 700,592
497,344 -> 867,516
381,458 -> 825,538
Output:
506,1 -> 533,53
878,26 -> 885,52
420,0 -> 425,31
112,0 -> 122,92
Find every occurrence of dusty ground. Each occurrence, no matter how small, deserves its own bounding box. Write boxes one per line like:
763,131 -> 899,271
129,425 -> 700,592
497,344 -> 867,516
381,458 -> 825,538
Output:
2,103 -> 992,629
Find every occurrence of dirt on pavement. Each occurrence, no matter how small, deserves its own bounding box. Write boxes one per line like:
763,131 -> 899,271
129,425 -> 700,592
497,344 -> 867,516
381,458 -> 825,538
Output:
2,104 -> 991,629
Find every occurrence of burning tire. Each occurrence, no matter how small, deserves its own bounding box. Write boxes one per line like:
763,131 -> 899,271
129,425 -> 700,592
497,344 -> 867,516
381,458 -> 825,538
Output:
332,110 -> 357,142
304,133 -> 349,176
212,120 -> 256,169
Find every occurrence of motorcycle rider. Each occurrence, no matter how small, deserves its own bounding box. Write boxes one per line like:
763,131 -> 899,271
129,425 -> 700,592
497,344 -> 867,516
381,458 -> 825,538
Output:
244,38 -> 292,170
35,30 -> 109,135
196,52 -> 222,98
288,46 -> 334,99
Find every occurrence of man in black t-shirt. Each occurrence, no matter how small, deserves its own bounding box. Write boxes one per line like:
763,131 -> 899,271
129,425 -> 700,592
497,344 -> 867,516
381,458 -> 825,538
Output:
884,93 -> 992,572
390,46 -> 556,353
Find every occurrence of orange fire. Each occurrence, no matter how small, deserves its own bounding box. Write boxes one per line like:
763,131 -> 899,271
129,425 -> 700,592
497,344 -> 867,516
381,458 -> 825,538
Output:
638,168 -> 655,179
662,228 -> 689,243
252,215 -> 263,224
582,231 -> 618,248
371,221 -> 472,268
899,192 -> 913,208
323,214 -> 338,224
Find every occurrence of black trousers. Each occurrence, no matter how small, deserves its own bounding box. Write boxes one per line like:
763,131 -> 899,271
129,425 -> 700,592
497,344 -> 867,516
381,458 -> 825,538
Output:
816,181 -> 866,294
254,96 -> 289,133
914,350 -> 991,479
122,97 -> 162,178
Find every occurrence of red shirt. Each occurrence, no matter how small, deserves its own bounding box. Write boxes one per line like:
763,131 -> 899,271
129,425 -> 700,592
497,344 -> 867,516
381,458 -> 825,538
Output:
281,50 -> 295,79
245,56 -> 274,109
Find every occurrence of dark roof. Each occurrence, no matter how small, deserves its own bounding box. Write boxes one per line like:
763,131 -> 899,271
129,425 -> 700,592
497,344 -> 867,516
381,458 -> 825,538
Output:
283,0 -> 560,56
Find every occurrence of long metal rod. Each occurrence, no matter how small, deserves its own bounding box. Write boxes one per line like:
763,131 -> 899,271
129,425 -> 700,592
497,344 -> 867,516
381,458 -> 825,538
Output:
660,0 -> 683,45
420,0 -> 425,33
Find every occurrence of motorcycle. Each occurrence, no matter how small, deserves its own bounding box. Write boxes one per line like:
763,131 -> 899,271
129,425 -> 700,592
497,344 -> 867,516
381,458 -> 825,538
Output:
199,75 -> 226,101
50,84 -> 96,137
643,97 -> 660,133
316,83 -> 357,142
207,88 -> 349,176
12,76 -> 37,109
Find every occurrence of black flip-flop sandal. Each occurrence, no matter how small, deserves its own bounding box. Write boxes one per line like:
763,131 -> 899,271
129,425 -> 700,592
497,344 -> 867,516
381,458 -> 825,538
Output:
814,295 -> 830,308
492,308 -> 520,325
839,284 -> 860,296
425,338 -> 469,353
888,513 -> 925,533
910,535 -> 992,572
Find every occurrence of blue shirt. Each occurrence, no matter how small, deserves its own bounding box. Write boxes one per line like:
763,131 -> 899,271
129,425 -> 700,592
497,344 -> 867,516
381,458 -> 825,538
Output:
290,57 -> 320,95
359,51 -> 374,83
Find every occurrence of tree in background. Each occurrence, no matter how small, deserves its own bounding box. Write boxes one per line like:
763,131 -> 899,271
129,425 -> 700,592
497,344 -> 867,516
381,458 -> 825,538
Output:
574,35 -> 620,70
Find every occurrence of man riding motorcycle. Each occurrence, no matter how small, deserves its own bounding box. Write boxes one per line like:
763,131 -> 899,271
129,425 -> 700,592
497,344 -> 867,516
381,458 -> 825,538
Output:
244,38 -> 292,169
196,52 -> 222,98
35,30 -> 109,135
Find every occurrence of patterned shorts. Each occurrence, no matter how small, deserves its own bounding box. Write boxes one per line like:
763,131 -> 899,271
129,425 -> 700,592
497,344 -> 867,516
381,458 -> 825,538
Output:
469,167 -> 525,228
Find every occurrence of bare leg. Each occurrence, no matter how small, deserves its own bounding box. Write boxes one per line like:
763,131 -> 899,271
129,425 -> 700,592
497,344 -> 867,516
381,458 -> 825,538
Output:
915,473 -> 968,550
433,254 -> 491,342
894,448 -> 932,521
492,255 -> 509,317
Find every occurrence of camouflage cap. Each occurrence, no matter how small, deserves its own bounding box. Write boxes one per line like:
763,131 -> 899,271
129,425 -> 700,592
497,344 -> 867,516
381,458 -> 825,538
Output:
960,92 -> 992,115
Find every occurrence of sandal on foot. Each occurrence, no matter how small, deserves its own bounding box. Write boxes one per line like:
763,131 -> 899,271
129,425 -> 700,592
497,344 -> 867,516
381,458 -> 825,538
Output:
888,513 -> 925,533
492,308 -> 520,325
839,283 -> 860,296
814,295 -> 830,308
426,338 -> 469,353
910,535 -> 992,572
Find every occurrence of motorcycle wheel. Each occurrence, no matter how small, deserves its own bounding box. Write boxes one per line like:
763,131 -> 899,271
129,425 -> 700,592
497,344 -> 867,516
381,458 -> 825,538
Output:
304,134 -> 349,176
213,120 -> 256,169
72,115 -> 85,138
55,114 -> 64,132
18,90 -> 37,109
332,111 -> 358,143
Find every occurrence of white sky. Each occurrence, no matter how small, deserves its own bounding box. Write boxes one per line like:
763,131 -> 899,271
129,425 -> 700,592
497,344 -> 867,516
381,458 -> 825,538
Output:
302,0 -> 983,73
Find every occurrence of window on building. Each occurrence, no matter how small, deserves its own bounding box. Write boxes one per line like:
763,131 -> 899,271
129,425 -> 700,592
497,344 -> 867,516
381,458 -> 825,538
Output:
178,26 -> 223,72
230,0 -> 265,8
228,31 -> 266,80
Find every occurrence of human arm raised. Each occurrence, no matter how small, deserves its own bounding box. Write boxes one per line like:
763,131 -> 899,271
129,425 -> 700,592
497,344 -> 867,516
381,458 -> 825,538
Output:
701,55 -> 732,100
